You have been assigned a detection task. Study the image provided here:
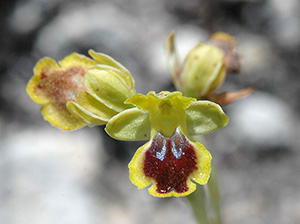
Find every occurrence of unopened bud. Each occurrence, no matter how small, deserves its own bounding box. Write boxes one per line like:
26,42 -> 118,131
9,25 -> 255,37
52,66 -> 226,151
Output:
180,43 -> 226,98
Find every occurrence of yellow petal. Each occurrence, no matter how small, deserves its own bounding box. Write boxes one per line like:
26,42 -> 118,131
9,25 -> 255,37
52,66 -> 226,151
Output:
26,57 -> 59,104
34,57 -> 60,76
59,52 -> 97,70
189,140 -> 212,185
41,103 -> 85,130
148,179 -> 197,198
128,141 -> 152,189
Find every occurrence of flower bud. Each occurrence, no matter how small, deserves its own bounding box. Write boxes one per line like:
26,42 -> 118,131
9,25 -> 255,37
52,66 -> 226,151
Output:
180,43 -> 226,98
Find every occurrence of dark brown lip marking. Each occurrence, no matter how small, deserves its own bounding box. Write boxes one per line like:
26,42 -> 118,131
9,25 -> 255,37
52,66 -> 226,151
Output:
143,129 -> 198,194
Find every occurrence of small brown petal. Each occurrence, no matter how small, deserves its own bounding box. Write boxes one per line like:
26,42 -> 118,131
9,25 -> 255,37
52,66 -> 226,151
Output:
206,87 -> 255,106
209,32 -> 241,74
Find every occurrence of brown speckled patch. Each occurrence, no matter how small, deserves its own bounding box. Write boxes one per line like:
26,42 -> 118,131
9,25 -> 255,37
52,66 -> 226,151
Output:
36,66 -> 87,108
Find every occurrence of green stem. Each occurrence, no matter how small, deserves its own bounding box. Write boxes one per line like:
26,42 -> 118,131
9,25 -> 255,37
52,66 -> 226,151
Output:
186,166 -> 221,224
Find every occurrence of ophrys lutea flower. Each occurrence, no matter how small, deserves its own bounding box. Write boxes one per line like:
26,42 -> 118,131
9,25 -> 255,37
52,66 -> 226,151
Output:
105,91 -> 229,197
26,50 -> 136,130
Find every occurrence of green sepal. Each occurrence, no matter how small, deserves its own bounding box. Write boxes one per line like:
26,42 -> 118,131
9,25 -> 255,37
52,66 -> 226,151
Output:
125,91 -> 195,137
185,100 -> 229,135
164,30 -> 182,90
125,92 -> 150,110
84,65 -> 135,112
66,101 -> 108,126
77,91 -> 118,119
88,49 -> 135,88
105,107 -> 151,141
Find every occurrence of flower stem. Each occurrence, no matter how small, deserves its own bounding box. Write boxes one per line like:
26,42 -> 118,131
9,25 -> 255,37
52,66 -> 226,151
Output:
186,166 -> 221,224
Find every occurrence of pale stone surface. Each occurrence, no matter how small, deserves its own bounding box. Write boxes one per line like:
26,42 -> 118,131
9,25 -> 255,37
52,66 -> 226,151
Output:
1,0 -> 300,223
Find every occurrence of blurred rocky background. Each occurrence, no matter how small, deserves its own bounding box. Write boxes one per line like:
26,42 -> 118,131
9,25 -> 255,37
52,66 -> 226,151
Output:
0,0 -> 300,223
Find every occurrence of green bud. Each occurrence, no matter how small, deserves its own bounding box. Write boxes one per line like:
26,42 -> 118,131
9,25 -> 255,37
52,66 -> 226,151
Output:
180,43 -> 226,98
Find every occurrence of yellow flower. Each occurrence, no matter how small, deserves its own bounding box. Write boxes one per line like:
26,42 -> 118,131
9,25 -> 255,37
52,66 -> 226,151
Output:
26,52 -> 97,130
105,91 -> 229,197
27,50 -> 136,130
